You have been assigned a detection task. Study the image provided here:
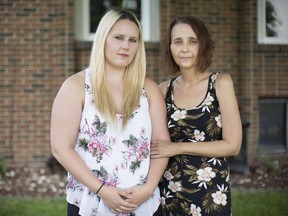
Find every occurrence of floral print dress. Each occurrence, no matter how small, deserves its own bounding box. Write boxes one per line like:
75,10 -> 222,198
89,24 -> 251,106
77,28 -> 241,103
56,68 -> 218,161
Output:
66,68 -> 161,216
159,73 -> 231,216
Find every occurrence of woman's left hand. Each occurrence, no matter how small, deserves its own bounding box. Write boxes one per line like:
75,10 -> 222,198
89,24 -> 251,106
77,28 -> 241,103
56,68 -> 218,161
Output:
124,185 -> 153,207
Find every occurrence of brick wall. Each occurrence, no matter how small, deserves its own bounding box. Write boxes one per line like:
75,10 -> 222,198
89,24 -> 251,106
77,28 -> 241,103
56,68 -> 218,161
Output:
237,0 -> 288,163
0,0 -> 75,167
1,0 -> 287,168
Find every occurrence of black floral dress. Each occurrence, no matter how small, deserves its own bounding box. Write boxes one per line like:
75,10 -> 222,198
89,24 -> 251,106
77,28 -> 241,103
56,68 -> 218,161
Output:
159,73 -> 231,216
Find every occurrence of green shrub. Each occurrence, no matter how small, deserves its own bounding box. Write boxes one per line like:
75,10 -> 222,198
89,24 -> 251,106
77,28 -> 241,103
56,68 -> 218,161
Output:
0,156 -> 7,180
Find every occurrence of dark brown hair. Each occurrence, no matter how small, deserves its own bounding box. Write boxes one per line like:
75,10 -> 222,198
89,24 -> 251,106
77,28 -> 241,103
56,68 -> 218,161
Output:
161,16 -> 215,75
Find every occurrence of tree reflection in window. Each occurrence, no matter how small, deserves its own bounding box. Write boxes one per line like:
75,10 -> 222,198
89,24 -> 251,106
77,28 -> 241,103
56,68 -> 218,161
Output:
265,0 -> 281,37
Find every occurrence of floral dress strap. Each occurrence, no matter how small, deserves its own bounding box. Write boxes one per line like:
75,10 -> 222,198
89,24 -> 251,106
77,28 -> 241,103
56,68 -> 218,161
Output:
165,77 -> 177,106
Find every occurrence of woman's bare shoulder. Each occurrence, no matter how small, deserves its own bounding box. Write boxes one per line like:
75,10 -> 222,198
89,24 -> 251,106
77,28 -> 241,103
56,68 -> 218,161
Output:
216,73 -> 233,84
158,80 -> 169,97
61,70 -> 85,91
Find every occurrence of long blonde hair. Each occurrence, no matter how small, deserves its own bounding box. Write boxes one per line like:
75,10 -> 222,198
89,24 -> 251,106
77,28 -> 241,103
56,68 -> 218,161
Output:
89,8 -> 146,128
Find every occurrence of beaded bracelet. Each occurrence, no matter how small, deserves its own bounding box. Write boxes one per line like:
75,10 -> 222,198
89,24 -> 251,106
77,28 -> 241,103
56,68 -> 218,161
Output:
96,183 -> 105,195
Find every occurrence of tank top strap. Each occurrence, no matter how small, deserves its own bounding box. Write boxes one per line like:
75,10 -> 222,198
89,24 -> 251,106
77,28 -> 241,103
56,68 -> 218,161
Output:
165,77 -> 177,105
208,72 -> 220,96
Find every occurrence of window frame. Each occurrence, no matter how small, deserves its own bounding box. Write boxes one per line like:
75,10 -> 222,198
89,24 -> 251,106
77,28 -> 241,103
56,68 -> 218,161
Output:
259,98 -> 288,153
257,0 -> 288,44
74,0 -> 160,42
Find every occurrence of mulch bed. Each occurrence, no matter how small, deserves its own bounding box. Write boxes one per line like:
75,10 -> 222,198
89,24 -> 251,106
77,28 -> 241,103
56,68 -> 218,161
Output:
0,159 -> 287,197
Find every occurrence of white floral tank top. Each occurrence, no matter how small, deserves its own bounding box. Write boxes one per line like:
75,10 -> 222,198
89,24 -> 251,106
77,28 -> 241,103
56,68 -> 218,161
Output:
66,68 -> 160,216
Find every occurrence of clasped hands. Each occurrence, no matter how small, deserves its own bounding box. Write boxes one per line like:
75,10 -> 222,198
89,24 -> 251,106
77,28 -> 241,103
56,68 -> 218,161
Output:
99,184 -> 153,214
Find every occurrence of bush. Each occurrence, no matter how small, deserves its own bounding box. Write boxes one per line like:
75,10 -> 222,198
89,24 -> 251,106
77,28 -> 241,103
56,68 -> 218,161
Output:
0,156 -> 7,180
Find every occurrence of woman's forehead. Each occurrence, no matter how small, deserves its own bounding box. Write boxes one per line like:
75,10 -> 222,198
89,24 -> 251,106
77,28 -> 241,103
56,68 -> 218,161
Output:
171,23 -> 196,39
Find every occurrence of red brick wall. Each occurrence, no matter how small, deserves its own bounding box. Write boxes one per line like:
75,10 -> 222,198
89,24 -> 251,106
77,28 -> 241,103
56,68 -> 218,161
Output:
236,0 -> 288,163
0,0 -> 75,167
1,0 -> 287,168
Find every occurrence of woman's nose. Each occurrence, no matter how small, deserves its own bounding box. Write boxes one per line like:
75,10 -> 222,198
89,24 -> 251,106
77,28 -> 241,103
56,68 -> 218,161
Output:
121,40 -> 129,50
181,44 -> 189,53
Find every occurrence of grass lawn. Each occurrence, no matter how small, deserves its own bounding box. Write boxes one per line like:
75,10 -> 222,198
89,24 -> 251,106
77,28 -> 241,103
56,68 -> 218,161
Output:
0,189 -> 287,216
231,189 -> 288,216
0,197 -> 66,216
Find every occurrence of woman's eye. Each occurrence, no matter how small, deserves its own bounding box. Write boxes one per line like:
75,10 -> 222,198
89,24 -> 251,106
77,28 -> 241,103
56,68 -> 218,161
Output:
115,36 -> 123,40
129,38 -> 137,43
174,40 -> 182,45
189,39 -> 198,44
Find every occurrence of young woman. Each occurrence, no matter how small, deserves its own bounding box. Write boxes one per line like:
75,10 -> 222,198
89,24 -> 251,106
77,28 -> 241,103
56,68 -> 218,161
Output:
50,8 -> 169,216
151,16 -> 242,215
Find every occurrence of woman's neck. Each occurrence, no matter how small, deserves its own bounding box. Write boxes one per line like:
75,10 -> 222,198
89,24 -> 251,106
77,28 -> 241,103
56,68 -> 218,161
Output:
179,69 -> 209,85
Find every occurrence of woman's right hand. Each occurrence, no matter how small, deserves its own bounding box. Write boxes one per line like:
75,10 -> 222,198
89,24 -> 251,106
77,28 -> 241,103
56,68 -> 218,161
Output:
98,185 -> 138,214
151,140 -> 176,158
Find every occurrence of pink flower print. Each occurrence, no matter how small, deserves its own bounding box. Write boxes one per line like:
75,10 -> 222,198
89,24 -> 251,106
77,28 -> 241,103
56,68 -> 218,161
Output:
82,118 -> 90,134
168,181 -> 182,193
190,204 -> 202,216
67,176 -> 76,190
88,139 -> 108,155
194,129 -> 205,141
105,178 -> 118,187
193,167 -> 216,189
212,191 -> 227,206
90,125 -> 97,137
122,151 -> 132,160
163,170 -> 174,181
88,141 -> 98,152
136,151 -> 144,160
171,110 -> 187,121
139,141 -> 149,151
106,181 -> 116,187
203,92 -> 214,106
137,141 -> 149,160
97,143 -> 109,155
195,167 -> 216,189
87,135 -> 109,162
122,134 -> 149,174
197,167 -> 216,182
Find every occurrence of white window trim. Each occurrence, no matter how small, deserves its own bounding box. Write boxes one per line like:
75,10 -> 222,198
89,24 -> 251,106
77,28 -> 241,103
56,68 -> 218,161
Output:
74,0 -> 160,42
257,0 -> 288,44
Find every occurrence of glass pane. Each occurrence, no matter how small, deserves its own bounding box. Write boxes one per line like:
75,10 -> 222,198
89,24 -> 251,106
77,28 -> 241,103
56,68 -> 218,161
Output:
90,0 -> 141,33
259,100 -> 286,148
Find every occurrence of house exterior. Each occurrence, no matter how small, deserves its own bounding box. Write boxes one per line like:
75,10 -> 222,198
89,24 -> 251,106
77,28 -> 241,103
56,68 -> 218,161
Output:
1,0 -> 287,169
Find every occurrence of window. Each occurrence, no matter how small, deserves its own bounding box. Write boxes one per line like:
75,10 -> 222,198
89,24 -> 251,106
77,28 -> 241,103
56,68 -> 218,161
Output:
259,98 -> 288,152
74,0 -> 160,42
257,0 -> 288,44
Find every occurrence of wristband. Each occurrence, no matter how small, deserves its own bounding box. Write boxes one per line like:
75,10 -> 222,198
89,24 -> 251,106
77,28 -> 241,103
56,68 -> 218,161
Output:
96,183 -> 104,195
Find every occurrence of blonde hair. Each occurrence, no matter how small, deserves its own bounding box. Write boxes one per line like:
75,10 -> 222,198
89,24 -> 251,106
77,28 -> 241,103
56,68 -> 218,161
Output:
89,8 -> 146,128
